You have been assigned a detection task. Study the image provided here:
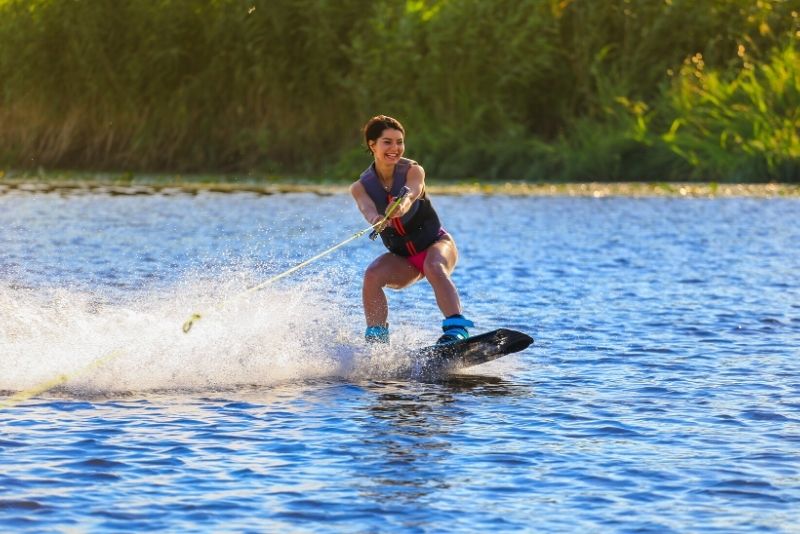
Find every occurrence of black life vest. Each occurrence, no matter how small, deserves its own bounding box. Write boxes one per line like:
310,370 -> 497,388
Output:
359,158 -> 443,257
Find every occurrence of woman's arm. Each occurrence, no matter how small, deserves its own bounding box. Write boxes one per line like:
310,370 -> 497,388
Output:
350,181 -> 383,225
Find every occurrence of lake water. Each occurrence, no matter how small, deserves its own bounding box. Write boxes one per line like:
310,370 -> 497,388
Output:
1,189 -> 799,532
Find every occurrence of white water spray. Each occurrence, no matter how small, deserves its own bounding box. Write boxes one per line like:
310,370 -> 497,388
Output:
0,272 -> 428,396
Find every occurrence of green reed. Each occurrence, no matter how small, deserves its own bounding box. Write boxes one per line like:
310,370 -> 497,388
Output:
662,42 -> 799,181
0,0 -> 797,181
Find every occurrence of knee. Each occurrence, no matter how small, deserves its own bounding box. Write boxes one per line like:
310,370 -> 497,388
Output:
364,263 -> 387,288
424,258 -> 450,281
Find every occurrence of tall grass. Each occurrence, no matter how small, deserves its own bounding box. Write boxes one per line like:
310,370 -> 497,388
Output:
0,0 -> 374,172
0,0 -> 797,181
662,43 -> 799,181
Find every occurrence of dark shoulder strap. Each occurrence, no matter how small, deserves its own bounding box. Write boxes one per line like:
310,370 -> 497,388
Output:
359,164 -> 388,212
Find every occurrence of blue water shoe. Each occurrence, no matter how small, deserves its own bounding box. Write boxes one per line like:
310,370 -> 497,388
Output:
365,324 -> 390,344
437,314 -> 474,345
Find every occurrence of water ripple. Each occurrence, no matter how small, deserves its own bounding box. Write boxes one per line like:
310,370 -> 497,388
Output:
1,194 -> 799,532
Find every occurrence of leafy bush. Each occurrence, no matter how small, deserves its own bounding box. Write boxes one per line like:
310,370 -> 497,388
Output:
0,0 -> 796,181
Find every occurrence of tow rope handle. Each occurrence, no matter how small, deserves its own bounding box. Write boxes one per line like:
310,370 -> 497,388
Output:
369,186 -> 411,240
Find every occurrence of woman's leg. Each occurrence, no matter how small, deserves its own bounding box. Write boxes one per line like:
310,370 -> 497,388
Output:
422,236 -> 461,317
363,252 -> 423,326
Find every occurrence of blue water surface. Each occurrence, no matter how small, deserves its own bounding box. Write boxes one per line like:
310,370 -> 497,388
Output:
1,189 -> 799,532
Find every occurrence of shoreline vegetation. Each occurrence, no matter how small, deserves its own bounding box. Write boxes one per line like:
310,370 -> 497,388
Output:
1,172 -> 798,198
1,1 -> 797,183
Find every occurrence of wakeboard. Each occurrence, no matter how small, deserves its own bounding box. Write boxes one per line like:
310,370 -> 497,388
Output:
410,328 -> 533,378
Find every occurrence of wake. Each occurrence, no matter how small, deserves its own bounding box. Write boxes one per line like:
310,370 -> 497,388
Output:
0,274 -> 430,396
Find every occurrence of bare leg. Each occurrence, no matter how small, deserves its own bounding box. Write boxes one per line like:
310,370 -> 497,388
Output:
422,235 -> 461,317
362,253 -> 423,326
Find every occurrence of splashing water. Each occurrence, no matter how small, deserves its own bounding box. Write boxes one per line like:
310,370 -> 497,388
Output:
0,191 -> 460,398
0,273 -> 434,396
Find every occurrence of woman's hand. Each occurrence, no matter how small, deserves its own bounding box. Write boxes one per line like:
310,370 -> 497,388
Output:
387,196 -> 412,219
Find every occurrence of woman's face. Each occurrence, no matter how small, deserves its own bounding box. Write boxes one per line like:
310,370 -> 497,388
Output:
369,128 -> 404,166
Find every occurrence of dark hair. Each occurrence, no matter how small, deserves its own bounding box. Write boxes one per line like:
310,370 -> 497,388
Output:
363,115 -> 405,153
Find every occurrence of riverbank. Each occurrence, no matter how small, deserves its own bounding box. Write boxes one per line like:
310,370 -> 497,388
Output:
1,172 -> 799,198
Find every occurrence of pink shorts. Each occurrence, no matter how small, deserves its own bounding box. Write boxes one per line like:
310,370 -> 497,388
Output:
406,229 -> 448,274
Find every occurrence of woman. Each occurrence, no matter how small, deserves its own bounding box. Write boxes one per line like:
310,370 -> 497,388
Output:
350,115 -> 473,345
